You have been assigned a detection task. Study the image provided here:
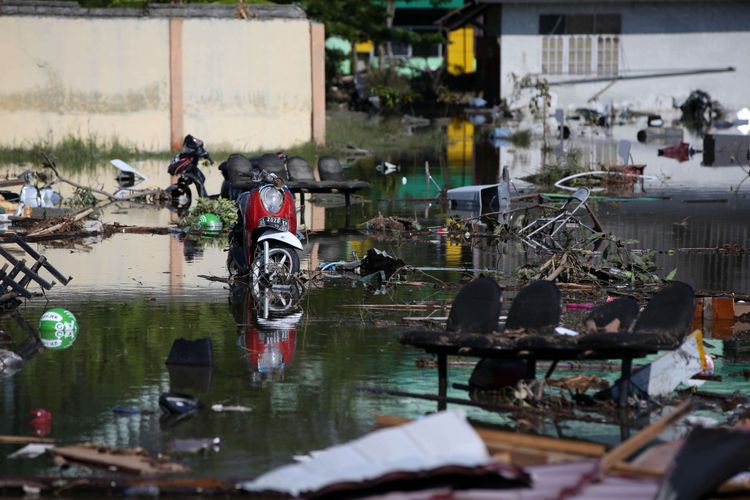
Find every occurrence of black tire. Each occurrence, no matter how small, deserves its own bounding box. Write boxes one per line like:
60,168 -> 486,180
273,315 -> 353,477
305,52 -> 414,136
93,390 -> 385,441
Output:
165,183 -> 192,209
251,242 -> 300,289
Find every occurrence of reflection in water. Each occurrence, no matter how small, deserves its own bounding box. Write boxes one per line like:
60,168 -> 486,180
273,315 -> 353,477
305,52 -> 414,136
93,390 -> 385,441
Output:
230,283 -> 303,385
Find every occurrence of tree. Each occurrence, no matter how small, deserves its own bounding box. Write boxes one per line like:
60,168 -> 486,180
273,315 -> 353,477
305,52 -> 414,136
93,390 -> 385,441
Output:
287,0 -> 448,75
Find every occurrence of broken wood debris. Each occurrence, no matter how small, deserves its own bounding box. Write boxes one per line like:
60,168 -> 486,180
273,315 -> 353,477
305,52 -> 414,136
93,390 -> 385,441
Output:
600,399 -> 691,474
48,444 -> 189,475
375,415 -> 606,466
361,213 -> 421,233
0,435 -> 55,445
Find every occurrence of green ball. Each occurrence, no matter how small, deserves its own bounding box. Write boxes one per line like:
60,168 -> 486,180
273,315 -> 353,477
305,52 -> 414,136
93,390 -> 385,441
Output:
39,308 -> 78,351
197,213 -> 223,233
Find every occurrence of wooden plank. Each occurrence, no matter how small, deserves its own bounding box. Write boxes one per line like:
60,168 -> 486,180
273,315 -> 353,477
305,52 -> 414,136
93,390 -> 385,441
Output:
49,445 -> 188,475
375,415 -> 605,457
612,461 -> 668,478
0,435 -> 55,445
599,399 -> 691,473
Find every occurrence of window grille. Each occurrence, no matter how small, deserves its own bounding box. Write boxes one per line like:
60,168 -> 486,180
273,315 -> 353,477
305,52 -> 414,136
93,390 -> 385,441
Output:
539,14 -> 620,77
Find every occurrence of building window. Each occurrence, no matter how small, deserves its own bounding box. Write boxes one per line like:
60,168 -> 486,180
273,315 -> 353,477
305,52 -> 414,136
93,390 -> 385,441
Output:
542,36 -> 563,74
597,35 -> 619,77
412,40 -> 442,59
390,42 -> 412,59
539,14 -> 620,77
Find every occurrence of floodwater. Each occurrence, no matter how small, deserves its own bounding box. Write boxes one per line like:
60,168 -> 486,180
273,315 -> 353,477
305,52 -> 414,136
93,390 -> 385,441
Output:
1,115 -> 750,480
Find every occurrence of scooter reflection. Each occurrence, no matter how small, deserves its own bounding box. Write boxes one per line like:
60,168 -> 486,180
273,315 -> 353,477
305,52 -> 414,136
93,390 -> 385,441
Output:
229,282 -> 304,385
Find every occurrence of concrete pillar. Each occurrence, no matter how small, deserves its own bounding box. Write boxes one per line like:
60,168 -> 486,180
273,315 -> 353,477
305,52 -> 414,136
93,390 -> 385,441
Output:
169,18 -> 184,151
310,22 -> 326,146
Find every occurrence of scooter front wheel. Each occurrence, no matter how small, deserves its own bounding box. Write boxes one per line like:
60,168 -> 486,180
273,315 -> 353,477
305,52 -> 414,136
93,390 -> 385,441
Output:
251,242 -> 300,289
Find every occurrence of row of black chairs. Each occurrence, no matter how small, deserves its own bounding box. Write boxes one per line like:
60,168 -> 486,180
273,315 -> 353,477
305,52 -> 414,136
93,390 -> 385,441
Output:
447,277 -> 695,349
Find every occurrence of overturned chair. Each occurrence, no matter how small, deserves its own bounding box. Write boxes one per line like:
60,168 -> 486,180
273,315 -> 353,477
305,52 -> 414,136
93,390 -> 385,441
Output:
518,187 -> 605,253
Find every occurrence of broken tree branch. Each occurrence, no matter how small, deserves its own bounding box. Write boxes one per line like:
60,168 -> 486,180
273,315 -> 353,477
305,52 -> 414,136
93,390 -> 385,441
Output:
26,207 -> 94,237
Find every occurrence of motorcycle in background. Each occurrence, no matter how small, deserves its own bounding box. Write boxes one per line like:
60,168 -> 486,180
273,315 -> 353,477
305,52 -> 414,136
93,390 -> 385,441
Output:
164,134 -> 213,209
222,153 -> 302,287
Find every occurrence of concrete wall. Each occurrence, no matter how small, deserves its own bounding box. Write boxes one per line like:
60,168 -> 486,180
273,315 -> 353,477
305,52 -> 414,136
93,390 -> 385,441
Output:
499,1 -> 750,111
0,6 -> 322,152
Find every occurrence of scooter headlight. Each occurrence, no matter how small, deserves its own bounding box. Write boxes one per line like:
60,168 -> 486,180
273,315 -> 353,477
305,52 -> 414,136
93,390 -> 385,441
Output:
260,186 -> 284,213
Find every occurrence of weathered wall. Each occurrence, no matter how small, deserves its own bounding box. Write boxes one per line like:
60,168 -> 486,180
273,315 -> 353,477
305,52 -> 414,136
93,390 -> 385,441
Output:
499,1 -> 750,111
0,16 -> 170,150
181,18 -> 312,151
0,5 -> 320,151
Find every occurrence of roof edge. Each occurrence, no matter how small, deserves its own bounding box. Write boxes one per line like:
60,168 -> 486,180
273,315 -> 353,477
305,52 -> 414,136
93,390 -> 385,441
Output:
0,2 -> 307,20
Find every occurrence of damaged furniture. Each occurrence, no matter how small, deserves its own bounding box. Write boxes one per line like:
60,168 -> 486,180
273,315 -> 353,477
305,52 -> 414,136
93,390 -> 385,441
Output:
401,279 -> 697,409
0,234 -> 71,311
518,187 -> 605,252
284,156 -> 370,227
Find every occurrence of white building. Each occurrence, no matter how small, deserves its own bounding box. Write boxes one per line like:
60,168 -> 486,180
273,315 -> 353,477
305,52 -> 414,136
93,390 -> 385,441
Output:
454,0 -> 749,112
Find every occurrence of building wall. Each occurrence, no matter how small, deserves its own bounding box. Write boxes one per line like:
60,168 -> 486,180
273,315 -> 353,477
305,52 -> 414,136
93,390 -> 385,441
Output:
0,13 -> 316,151
499,2 -> 750,111
181,18 -> 312,151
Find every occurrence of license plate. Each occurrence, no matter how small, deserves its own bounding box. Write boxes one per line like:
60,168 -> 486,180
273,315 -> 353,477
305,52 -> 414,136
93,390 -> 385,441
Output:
258,216 -> 289,232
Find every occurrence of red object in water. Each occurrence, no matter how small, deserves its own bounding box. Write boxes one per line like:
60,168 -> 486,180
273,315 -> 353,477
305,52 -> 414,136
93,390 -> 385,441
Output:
30,408 -> 52,436
658,142 -> 692,162
565,303 -> 594,310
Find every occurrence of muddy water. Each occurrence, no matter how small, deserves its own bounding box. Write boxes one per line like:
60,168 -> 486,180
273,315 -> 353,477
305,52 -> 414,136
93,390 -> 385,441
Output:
1,119 -> 750,479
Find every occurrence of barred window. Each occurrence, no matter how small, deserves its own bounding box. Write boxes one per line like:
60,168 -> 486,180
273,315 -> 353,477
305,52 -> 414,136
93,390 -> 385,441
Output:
539,14 -> 620,77
597,35 -> 619,77
542,36 -> 564,74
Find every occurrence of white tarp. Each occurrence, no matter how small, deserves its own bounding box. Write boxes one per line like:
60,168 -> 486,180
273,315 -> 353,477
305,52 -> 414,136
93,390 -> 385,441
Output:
240,410 -> 490,496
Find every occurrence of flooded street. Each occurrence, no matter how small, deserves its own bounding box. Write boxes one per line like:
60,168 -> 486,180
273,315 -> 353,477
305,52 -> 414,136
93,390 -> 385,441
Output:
2,118 -> 750,480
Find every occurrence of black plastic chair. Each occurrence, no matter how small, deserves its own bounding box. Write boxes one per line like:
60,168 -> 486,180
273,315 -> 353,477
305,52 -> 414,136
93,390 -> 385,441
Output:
504,280 -> 562,333
446,276 -> 503,334
318,156 -> 346,181
578,281 -> 696,351
583,297 -> 641,334
287,156 -> 316,181
254,153 -> 287,179
466,280 -> 559,390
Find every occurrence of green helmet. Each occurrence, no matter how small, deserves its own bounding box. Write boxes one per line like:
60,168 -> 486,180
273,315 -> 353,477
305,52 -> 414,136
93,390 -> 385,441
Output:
197,213 -> 223,233
39,308 -> 79,351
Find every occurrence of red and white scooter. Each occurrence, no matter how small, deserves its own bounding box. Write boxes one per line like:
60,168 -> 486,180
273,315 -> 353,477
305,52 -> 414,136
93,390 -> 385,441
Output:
222,153 -> 302,286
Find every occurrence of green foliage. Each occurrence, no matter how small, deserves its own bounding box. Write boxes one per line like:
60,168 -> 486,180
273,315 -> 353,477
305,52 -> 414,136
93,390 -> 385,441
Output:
522,163 -> 586,189
325,47 -> 348,88
509,73 -> 551,118
298,0 -> 389,44
509,129 -> 531,148
67,187 -> 98,208
367,68 -> 418,112
180,197 -> 238,230
0,135 -> 164,169
370,84 -> 411,111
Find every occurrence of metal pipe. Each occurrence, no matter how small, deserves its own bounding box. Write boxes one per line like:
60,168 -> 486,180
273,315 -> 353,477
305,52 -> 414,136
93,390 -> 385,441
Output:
548,66 -> 735,86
